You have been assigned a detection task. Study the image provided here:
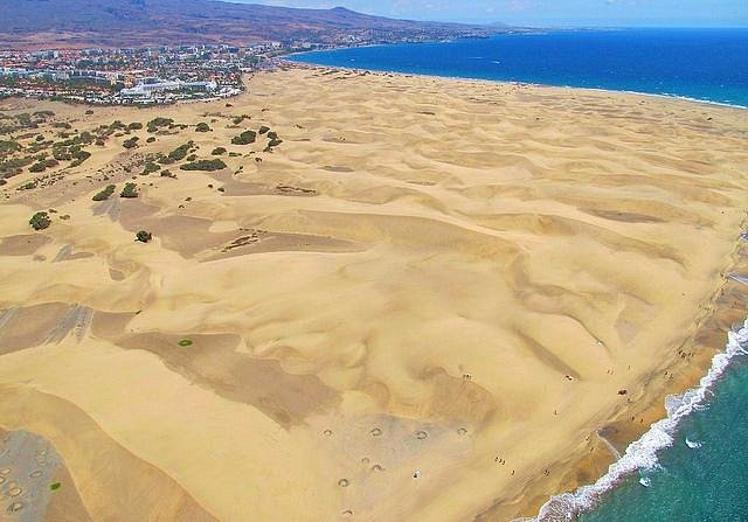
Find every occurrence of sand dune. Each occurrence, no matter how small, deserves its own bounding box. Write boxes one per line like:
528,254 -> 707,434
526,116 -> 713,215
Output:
0,67 -> 746,520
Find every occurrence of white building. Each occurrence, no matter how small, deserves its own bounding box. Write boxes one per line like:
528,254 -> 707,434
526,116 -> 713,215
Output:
119,80 -> 217,98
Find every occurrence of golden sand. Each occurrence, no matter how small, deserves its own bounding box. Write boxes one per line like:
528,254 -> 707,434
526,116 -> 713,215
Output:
0,67 -> 746,520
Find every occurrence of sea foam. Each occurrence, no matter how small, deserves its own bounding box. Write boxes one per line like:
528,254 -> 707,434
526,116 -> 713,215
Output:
532,319 -> 748,521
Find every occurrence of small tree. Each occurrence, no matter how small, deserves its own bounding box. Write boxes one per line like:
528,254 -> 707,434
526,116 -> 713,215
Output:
211,147 -> 227,156
259,125 -> 270,135
136,230 -> 152,243
195,122 -> 212,133
29,211 -> 51,230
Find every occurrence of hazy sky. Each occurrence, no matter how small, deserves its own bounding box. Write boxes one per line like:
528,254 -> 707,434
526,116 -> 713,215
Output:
238,0 -> 748,27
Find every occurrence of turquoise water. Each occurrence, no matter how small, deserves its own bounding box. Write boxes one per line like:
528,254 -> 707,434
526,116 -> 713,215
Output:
581,354 -> 748,521
293,31 -> 748,520
291,29 -> 748,107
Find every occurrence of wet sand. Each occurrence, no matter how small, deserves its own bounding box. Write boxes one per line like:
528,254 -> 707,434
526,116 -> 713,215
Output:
0,66 -> 746,520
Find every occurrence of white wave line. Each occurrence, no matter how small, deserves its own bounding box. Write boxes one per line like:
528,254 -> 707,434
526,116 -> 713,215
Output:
532,318 -> 748,521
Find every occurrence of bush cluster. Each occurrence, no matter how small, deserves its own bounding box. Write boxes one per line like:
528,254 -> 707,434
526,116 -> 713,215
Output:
92,184 -> 116,201
231,130 -> 256,145
179,159 -> 227,172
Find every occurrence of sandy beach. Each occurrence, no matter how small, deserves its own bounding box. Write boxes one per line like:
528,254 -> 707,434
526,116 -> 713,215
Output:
0,66 -> 746,521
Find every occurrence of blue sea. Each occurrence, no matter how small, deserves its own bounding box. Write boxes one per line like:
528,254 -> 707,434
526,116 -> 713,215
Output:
291,28 -> 748,107
292,30 -> 748,520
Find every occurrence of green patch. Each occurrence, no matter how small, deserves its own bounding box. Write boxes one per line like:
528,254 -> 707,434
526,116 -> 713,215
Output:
29,211 -> 51,230
178,339 -> 193,348
50,482 -> 61,491
92,184 -> 116,201
120,182 -> 138,198
180,159 -> 226,172
231,130 -> 256,145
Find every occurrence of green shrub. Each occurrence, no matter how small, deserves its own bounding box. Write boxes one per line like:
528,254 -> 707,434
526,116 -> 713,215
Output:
128,122 -> 143,130
29,211 -> 51,230
148,118 -> 170,127
266,131 -> 278,140
136,230 -> 152,243
29,158 -> 58,173
0,140 -> 20,154
211,147 -> 227,156
123,137 -> 139,149
231,130 -> 256,145
142,161 -> 161,175
178,338 -> 193,347
166,142 -> 193,162
160,169 -> 176,178
92,184 -> 116,201
180,159 -> 227,172
70,150 -> 91,167
146,137 -> 156,143
259,125 -> 270,135
120,182 -> 138,198
267,138 -> 283,148
195,122 -> 212,133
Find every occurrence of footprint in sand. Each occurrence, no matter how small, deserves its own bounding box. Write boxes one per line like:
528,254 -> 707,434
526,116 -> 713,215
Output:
9,486 -> 23,497
370,427 -> 382,437
457,427 -> 468,436
342,510 -> 354,518
323,429 -> 333,437
360,457 -> 370,465
338,479 -> 350,488
415,430 -> 428,440
371,464 -> 385,472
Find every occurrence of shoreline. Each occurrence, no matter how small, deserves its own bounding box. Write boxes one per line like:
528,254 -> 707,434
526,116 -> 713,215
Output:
270,66 -> 748,520
520,228 -> 748,520
284,53 -> 748,111
1,67 -> 746,521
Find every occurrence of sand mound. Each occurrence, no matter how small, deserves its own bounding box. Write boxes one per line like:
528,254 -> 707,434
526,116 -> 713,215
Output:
0,67 -> 746,520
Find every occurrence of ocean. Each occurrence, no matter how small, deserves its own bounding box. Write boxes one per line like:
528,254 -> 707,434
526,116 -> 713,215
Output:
290,28 -> 748,108
291,30 -> 748,521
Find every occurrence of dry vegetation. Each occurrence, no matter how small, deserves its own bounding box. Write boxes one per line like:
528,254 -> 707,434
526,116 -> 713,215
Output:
0,67 -> 746,521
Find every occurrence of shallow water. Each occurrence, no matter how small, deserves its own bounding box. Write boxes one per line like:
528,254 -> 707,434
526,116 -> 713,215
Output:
291,29 -> 748,107
581,355 -> 748,521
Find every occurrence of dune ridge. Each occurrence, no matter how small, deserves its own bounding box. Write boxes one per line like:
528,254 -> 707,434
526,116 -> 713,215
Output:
0,66 -> 746,520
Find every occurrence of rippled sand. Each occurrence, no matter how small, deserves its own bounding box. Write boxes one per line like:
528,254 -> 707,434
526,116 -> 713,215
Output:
0,67 -> 746,520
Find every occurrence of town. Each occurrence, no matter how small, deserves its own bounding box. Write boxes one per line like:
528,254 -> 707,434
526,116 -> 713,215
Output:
0,42 -> 302,105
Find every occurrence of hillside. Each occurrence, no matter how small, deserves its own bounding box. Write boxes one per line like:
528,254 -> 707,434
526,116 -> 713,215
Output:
0,0 -> 494,49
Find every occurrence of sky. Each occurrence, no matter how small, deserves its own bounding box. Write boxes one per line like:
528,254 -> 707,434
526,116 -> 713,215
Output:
235,0 -> 748,27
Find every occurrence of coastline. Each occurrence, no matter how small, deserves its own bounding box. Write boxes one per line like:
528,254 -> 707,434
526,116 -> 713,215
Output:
270,64 -> 748,520
284,59 -> 748,111
510,230 -> 748,520
1,67 -> 747,521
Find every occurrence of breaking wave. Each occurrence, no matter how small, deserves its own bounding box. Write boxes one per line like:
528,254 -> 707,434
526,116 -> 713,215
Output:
533,319 -> 748,521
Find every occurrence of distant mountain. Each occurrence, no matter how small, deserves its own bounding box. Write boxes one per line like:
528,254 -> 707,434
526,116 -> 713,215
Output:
0,0 -> 496,49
